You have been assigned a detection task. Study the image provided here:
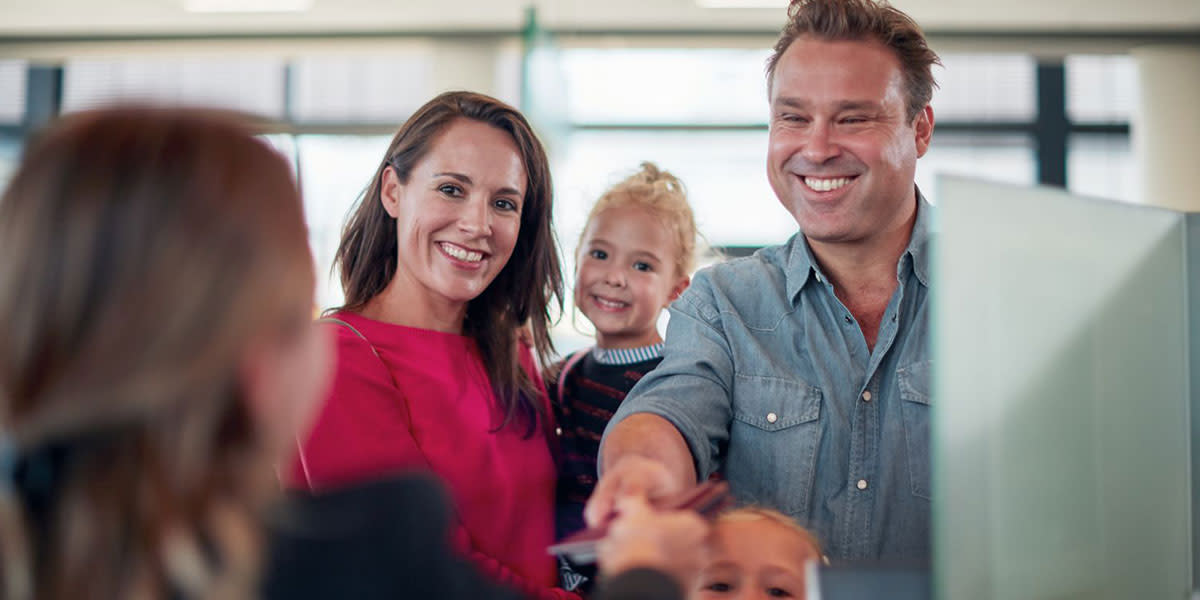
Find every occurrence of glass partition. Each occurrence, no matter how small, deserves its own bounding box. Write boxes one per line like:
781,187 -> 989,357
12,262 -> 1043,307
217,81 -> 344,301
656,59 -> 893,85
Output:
934,176 -> 1191,600
1188,213 -> 1200,594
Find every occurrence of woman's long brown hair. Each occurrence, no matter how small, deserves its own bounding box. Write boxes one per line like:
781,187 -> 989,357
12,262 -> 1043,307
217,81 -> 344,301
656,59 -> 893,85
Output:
333,91 -> 563,436
0,106 -> 313,598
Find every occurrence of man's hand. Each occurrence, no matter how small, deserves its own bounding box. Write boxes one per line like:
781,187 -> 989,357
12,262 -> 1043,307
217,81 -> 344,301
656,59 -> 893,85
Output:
596,495 -> 709,588
585,454 -> 684,528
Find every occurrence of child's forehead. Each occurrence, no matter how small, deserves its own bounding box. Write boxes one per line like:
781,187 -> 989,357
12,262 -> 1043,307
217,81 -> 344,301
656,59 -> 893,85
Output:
590,203 -> 668,228
583,208 -> 677,248
714,515 -> 820,557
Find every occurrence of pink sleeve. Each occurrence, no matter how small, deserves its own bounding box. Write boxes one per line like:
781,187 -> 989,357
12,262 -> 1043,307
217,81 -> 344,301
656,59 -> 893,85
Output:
287,326 -> 429,490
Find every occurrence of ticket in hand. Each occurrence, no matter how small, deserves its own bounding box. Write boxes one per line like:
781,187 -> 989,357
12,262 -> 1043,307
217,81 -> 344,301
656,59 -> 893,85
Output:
547,480 -> 732,564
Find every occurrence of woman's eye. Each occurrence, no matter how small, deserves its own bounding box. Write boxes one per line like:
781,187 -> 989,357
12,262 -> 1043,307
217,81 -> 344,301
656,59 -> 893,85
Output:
494,198 -> 519,212
589,249 -> 608,260
438,184 -> 463,196
705,582 -> 731,593
633,261 -> 652,272
766,587 -> 794,597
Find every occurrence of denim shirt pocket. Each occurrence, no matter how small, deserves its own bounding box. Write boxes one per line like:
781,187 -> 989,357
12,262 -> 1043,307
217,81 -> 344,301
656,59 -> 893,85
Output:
729,374 -> 823,516
898,360 -> 932,500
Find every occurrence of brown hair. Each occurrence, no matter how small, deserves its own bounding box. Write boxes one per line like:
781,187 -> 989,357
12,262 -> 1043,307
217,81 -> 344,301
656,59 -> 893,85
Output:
579,162 -> 700,278
333,91 -> 562,436
0,106 -> 313,599
766,0 -> 941,119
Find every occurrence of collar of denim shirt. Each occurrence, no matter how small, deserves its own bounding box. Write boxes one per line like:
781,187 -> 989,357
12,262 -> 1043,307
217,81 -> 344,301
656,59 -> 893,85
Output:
785,186 -> 934,302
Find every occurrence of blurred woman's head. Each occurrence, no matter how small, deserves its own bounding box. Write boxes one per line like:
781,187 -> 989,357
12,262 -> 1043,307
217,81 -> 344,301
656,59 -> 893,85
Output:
335,91 -> 562,435
0,106 -> 331,598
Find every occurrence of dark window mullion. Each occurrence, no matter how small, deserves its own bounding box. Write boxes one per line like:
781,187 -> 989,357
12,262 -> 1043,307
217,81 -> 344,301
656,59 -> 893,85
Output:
24,64 -> 63,135
1035,61 -> 1068,188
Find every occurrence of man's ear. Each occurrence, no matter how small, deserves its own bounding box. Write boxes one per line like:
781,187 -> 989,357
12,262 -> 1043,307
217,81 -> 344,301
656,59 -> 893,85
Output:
380,166 -> 404,218
913,104 -> 934,158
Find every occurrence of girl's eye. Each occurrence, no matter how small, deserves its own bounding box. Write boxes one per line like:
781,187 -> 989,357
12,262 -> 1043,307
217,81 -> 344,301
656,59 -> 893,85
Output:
589,249 -> 608,260
766,587 -> 794,597
494,198 -> 519,212
705,582 -> 731,593
438,184 -> 463,196
633,261 -> 652,272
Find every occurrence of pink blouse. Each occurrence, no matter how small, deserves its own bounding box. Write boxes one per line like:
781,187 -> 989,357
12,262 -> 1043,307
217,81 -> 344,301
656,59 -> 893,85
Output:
290,312 -> 576,599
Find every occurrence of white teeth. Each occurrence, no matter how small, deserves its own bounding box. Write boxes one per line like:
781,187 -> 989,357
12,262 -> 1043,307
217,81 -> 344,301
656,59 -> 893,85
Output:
440,243 -> 483,262
594,296 -> 628,309
804,176 -> 853,192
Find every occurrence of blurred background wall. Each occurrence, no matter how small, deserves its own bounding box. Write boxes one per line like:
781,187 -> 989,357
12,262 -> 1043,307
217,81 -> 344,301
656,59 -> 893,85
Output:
0,0 -> 1196,350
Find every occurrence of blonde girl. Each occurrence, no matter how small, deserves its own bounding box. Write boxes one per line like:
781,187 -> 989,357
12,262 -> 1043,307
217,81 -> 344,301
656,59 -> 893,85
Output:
550,161 -> 700,558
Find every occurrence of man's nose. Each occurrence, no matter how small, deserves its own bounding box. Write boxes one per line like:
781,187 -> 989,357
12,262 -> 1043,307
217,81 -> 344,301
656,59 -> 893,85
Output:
800,121 -> 841,164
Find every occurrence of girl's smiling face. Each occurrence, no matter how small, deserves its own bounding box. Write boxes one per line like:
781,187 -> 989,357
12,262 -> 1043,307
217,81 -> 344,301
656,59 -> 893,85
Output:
574,206 -> 689,349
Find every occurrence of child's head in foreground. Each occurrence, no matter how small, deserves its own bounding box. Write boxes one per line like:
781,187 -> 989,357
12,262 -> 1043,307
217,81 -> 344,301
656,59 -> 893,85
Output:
574,162 -> 698,349
693,507 -> 824,600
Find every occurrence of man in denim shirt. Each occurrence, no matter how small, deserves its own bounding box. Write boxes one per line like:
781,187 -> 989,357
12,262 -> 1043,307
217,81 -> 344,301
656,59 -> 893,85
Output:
586,0 -> 937,562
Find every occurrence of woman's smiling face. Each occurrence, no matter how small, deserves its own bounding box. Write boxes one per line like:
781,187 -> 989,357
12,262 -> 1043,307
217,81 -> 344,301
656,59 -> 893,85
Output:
380,117 -> 527,311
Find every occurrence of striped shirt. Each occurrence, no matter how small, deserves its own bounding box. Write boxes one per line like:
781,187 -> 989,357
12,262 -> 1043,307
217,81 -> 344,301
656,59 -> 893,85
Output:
549,345 -> 664,540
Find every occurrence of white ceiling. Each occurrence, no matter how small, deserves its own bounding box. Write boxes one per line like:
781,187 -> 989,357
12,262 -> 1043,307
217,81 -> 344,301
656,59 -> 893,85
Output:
1,0 -> 1199,37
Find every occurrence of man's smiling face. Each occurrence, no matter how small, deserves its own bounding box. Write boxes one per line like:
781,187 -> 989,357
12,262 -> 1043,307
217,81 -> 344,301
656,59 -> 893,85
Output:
766,36 -> 932,246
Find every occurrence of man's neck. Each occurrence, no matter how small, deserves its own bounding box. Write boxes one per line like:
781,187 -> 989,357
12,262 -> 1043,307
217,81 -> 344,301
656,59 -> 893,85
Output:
807,199 -> 918,350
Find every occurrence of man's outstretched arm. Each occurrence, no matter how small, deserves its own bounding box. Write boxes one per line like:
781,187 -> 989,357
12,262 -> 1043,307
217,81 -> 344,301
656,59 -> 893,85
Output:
585,414 -> 698,527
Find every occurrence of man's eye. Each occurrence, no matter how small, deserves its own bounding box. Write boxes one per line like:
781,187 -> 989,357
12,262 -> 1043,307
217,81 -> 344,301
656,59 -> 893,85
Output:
438,184 -> 463,196
705,582 -> 731,593
589,249 -> 608,260
766,587 -> 794,597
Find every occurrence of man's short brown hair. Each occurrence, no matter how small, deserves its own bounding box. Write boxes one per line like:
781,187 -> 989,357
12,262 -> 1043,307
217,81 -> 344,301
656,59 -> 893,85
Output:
766,0 -> 941,120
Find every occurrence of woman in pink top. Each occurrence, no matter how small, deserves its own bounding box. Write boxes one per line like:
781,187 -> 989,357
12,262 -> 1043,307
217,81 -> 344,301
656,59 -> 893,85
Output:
290,91 -> 574,598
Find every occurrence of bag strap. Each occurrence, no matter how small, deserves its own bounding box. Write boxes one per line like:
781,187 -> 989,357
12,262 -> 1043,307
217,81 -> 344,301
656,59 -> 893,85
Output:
556,348 -> 591,408
318,317 -> 402,390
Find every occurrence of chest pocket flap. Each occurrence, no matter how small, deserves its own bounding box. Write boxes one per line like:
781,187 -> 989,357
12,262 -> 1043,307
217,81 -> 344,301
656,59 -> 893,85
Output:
732,374 -> 822,430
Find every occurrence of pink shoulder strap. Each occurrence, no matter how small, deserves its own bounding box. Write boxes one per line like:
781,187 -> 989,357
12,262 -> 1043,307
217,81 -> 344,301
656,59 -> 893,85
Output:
556,347 -> 591,407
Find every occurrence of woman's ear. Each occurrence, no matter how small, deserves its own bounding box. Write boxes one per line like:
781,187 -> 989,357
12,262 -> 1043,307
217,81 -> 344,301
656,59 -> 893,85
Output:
237,341 -> 276,437
236,324 -> 333,460
379,166 -> 404,218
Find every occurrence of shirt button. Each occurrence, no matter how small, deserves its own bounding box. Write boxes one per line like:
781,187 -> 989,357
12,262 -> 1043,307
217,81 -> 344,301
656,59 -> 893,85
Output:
862,391 -> 872,402
844,315 -> 853,324
766,412 -> 778,424
555,426 -> 563,436
856,479 -> 869,490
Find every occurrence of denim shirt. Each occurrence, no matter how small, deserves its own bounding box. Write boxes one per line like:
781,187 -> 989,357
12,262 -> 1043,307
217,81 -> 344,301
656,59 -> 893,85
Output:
605,198 -> 933,562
